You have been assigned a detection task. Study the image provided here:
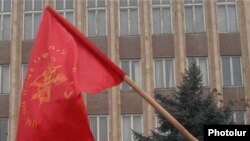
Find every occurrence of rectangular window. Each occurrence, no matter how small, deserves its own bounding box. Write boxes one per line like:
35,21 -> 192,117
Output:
152,0 -> 172,34
89,115 -> 109,141
119,0 -> 139,36
0,65 -> 10,94
121,60 -> 141,90
54,0 -> 75,24
221,56 -> 243,86
122,115 -> 143,141
217,0 -> 238,33
187,57 -> 209,86
184,0 -> 205,33
233,111 -> 246,125
154,58 -> 175,88
0,0 -> 11,41
0,118 -> 8,141
23,0 -> 43,40
87,0 -> 107,37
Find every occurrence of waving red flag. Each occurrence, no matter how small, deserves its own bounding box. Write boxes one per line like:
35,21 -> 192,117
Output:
17,6 -> 125,141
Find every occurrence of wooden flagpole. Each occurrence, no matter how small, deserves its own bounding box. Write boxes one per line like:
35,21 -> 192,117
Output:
124,75 -> 198,141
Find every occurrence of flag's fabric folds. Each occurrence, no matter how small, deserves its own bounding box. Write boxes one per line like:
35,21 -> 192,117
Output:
17,6 -> 125,141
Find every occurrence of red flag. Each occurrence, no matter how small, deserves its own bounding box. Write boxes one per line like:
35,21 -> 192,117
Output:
17,6 -> 125,141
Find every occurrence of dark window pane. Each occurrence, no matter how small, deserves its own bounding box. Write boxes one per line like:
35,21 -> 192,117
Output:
2,15 -> 11,40
184,0 -> 193,4
24,14 -> 32,40
232,57 -> 242,86
162,0 -> 171,5
121,61 -> 130,90
217,5 -> 227,32
228,5 -> 238,32
89,117 -> 97,141
130,9 -> 138,35
122,116 -> 131,141
185,6 -> 194,33
153,8 -> 161,34
97,0 -> 106,7
195,5 -> 205,32
152,0 -> 160,5
130,0 -> 137,6
66,12 -> 74,24
88,10 -> 96,36
222,58 -> 231,86
34,0 -> 43,10
3,0 -> 11,12
88,0 -> 95,8
56,0 -> 64,10
25,0 -> 32,11
66,0 -> 74,9
0,118 -> 8,141
34,13 -> 42,38
163,8 -> 172,34
99,117 -> 108,141
120,0 -> 127,7
97,10 -> 106,36
120,9 -> 128,35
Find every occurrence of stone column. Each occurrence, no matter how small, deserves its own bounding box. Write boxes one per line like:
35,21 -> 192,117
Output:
172,0 -> 186,86
139,0 -> 155,136
44,0 -> 53,7
75,0 -> 88,105
205,0 -> 223,106
9,0 -> 23,141
107,0 -> 121,140
238,0 -> 250,124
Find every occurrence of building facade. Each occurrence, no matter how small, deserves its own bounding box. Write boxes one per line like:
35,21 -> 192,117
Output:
0,0 -> 250,141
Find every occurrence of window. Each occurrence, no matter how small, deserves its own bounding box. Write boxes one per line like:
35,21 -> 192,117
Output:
184,0 -> 205,33
87,0 -> 106,37
187,57 -> 209,86
0,0 -> 11,41
154,59 -> 175,88
122,115 -> 143,141
121,60 -> 141,90
217,0 -> 238,33
233,111 -> 246,125
54,0 -> 75,24
221,56 -> 243,86
119,0 -> 139,36
0,118 -> 8,141
23,0 -> 43,40
89,115 -> 109,141
152,0 -> 172,34
0,65 -> 9,94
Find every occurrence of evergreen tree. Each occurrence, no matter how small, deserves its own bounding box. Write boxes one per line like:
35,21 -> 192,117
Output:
133,63 -> 233,141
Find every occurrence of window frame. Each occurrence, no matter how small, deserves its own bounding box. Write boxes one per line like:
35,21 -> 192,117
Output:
151,0 -> 173,34
216,0 -> 239,33
0,118 -> 9,141
119,0 -> 140,36
23,0 -> 43,40
187,57 -> 209,86
0,65 -> 10,94
89,115 -> 109,141
86,0 -> 107,37
120,59 -> 141,91
233,111 -> 246,125
121,114 -> 143,141
54,0 -> 75,24
183,0 -> 206,33
221,56 -> 243,86
0,0 -> 12,41
153,58 -> 176,88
